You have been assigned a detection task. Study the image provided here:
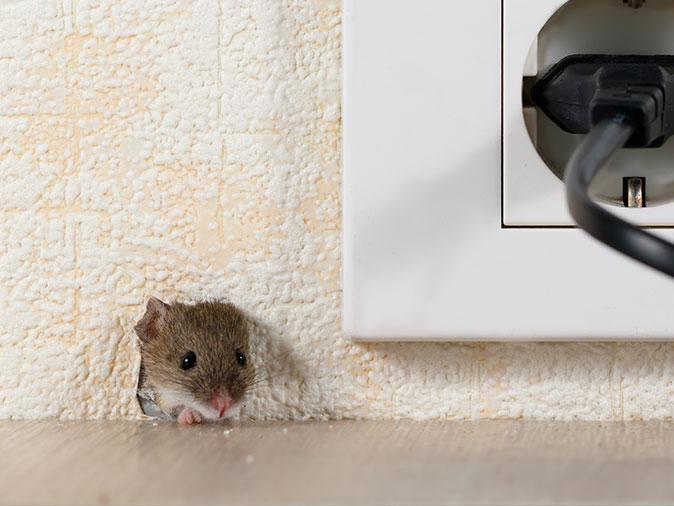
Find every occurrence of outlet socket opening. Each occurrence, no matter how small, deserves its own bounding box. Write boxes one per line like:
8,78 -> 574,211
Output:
522,0 -> 674,207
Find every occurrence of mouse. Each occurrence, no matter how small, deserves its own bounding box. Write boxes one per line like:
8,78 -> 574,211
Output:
134,297 -> 253,425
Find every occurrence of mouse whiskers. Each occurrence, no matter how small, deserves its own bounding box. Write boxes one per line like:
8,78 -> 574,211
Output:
245,369 -> 301,393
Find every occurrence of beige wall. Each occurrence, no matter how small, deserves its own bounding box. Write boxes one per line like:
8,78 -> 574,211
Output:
2,0 -> 674,421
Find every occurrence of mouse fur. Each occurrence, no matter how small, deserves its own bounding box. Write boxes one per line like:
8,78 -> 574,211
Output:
135,297 -> 253,424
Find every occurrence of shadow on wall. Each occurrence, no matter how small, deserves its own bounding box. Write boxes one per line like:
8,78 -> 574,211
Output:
354,340 -> 674,420
352,144 -> 499,321
239,316 -> 309,420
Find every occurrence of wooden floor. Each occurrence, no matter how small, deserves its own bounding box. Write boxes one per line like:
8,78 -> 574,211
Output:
3,420 -> 674,505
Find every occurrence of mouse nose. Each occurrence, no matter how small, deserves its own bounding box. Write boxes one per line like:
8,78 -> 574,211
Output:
210,390 -> 234,418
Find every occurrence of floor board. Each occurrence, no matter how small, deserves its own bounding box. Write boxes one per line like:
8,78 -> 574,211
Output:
3,420 -> 674,505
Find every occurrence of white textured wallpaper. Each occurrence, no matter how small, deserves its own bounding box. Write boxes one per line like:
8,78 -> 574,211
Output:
1,0 -> 674,421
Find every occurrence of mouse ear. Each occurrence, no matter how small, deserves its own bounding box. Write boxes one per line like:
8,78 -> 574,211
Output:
135,297 -> 170,342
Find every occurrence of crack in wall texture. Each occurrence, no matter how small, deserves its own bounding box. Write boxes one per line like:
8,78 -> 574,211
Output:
2,0 -> 674,421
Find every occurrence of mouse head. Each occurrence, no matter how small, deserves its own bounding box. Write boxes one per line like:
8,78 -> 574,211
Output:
135,298 -> 253,421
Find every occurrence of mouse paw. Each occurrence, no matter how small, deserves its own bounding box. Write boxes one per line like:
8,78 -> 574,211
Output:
177,408 -> 202,425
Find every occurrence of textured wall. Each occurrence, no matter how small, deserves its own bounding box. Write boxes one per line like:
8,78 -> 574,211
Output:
2,0 -> 674,421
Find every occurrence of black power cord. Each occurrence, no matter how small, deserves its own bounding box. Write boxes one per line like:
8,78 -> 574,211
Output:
566,117 -> 674,277
532,55 -> 674,278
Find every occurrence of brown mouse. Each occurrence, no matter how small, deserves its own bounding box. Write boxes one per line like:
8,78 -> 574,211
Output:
135,297 -> 253,425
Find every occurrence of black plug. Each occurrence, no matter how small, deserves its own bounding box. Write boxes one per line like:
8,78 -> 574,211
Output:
532,54 -> 674,279
531,55 -> 674,147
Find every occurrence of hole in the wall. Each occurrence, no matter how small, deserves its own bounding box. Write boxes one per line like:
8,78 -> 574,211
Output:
136,359 -> 168,419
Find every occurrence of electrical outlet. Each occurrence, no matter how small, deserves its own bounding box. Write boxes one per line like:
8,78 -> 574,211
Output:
343,0 -> 674,341
505,0 -> 674,226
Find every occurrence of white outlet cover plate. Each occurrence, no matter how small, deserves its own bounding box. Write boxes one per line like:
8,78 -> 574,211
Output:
343,0 -> 674,341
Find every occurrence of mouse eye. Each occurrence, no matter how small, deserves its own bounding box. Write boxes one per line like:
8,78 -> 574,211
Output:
235,349 -> 246,367
180,351 -> 197,370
